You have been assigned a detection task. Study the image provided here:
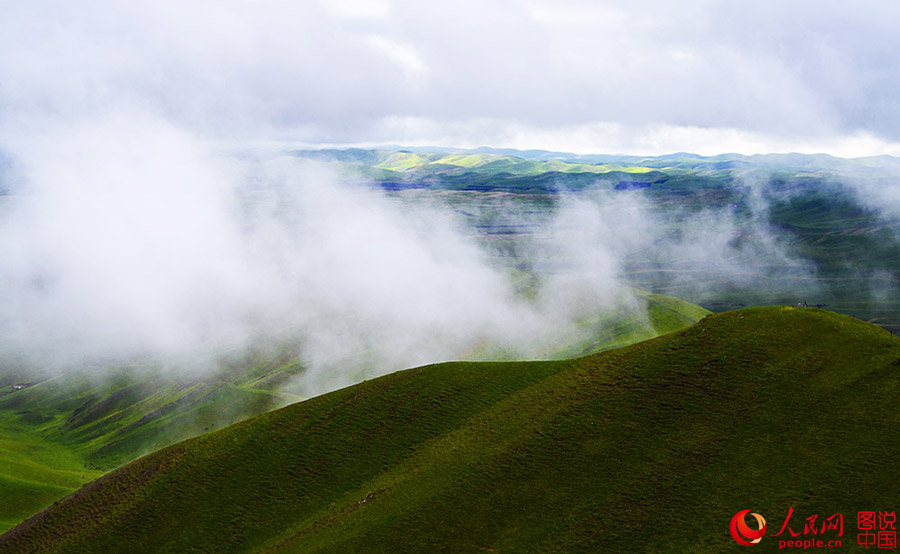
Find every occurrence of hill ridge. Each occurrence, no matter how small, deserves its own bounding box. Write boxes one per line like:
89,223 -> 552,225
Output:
3,307 -> 899,552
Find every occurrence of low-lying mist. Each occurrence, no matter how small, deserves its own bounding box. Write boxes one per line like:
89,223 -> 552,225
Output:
0,116 -> 830,396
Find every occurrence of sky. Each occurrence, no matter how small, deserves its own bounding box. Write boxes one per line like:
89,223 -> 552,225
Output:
1,0 -> 899,156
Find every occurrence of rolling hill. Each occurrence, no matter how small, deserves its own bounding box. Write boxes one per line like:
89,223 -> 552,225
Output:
293,147 -> 900,329
0,291 -> 708,534
0,353 -> 305,534
3,307 -> 898,552
290,148 -> 669,193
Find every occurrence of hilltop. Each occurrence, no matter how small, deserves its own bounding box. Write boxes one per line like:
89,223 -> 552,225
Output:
0,291 -> 707,533
3,307 -> 898,552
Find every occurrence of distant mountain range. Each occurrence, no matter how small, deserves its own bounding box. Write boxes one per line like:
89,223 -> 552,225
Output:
290,147 -> 900,329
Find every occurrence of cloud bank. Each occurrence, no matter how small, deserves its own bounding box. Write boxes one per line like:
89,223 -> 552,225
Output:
0,113 -> 817,394
2,1 -> 899,155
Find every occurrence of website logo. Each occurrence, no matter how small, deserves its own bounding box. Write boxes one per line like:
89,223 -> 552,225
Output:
728,507 -> 894,549
731,509 -> 768,546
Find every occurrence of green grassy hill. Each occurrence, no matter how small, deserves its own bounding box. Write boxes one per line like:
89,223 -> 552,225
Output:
292,149 -> 668,192
0,355 -> 305,533
3,307 -> 898,552
296,147 -> 900,328
545,290 -> 710,358
0,292 -> 707,534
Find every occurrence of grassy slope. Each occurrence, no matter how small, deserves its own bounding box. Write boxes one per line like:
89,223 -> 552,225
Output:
548,291 -> 710,359
0,293 -> 707,534
3,307 -> 898,552
0,356 -> 305,534
372,152 -> 654,176
296,150 -> 667,190
0,414 -> 102,533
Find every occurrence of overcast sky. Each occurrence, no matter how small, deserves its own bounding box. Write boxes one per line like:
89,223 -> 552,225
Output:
2,0 -> 899,155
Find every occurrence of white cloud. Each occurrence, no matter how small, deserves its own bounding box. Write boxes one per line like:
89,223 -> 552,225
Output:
525,2 -> 628,30
319,0 -> 392,20
366,117 -> 900,157
1,1 -> 899,154
366,35 -> 427,78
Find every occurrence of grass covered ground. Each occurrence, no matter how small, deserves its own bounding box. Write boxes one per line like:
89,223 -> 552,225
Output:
0,292 -> 707,534
2,307 -> 898,552
0,355 -> 305,534
545,290 -> 710,359
0,413 -> 102,533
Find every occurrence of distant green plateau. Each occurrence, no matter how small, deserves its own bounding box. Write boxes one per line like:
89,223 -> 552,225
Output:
2,307 -> 897,552
293,148 -> 900,329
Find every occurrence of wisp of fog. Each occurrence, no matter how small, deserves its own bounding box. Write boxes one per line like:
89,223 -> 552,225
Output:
1,0 -> 896,396
0,111 -> 823,395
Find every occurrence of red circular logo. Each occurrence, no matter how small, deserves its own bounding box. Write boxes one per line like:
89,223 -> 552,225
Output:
730,509 -> 767,546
